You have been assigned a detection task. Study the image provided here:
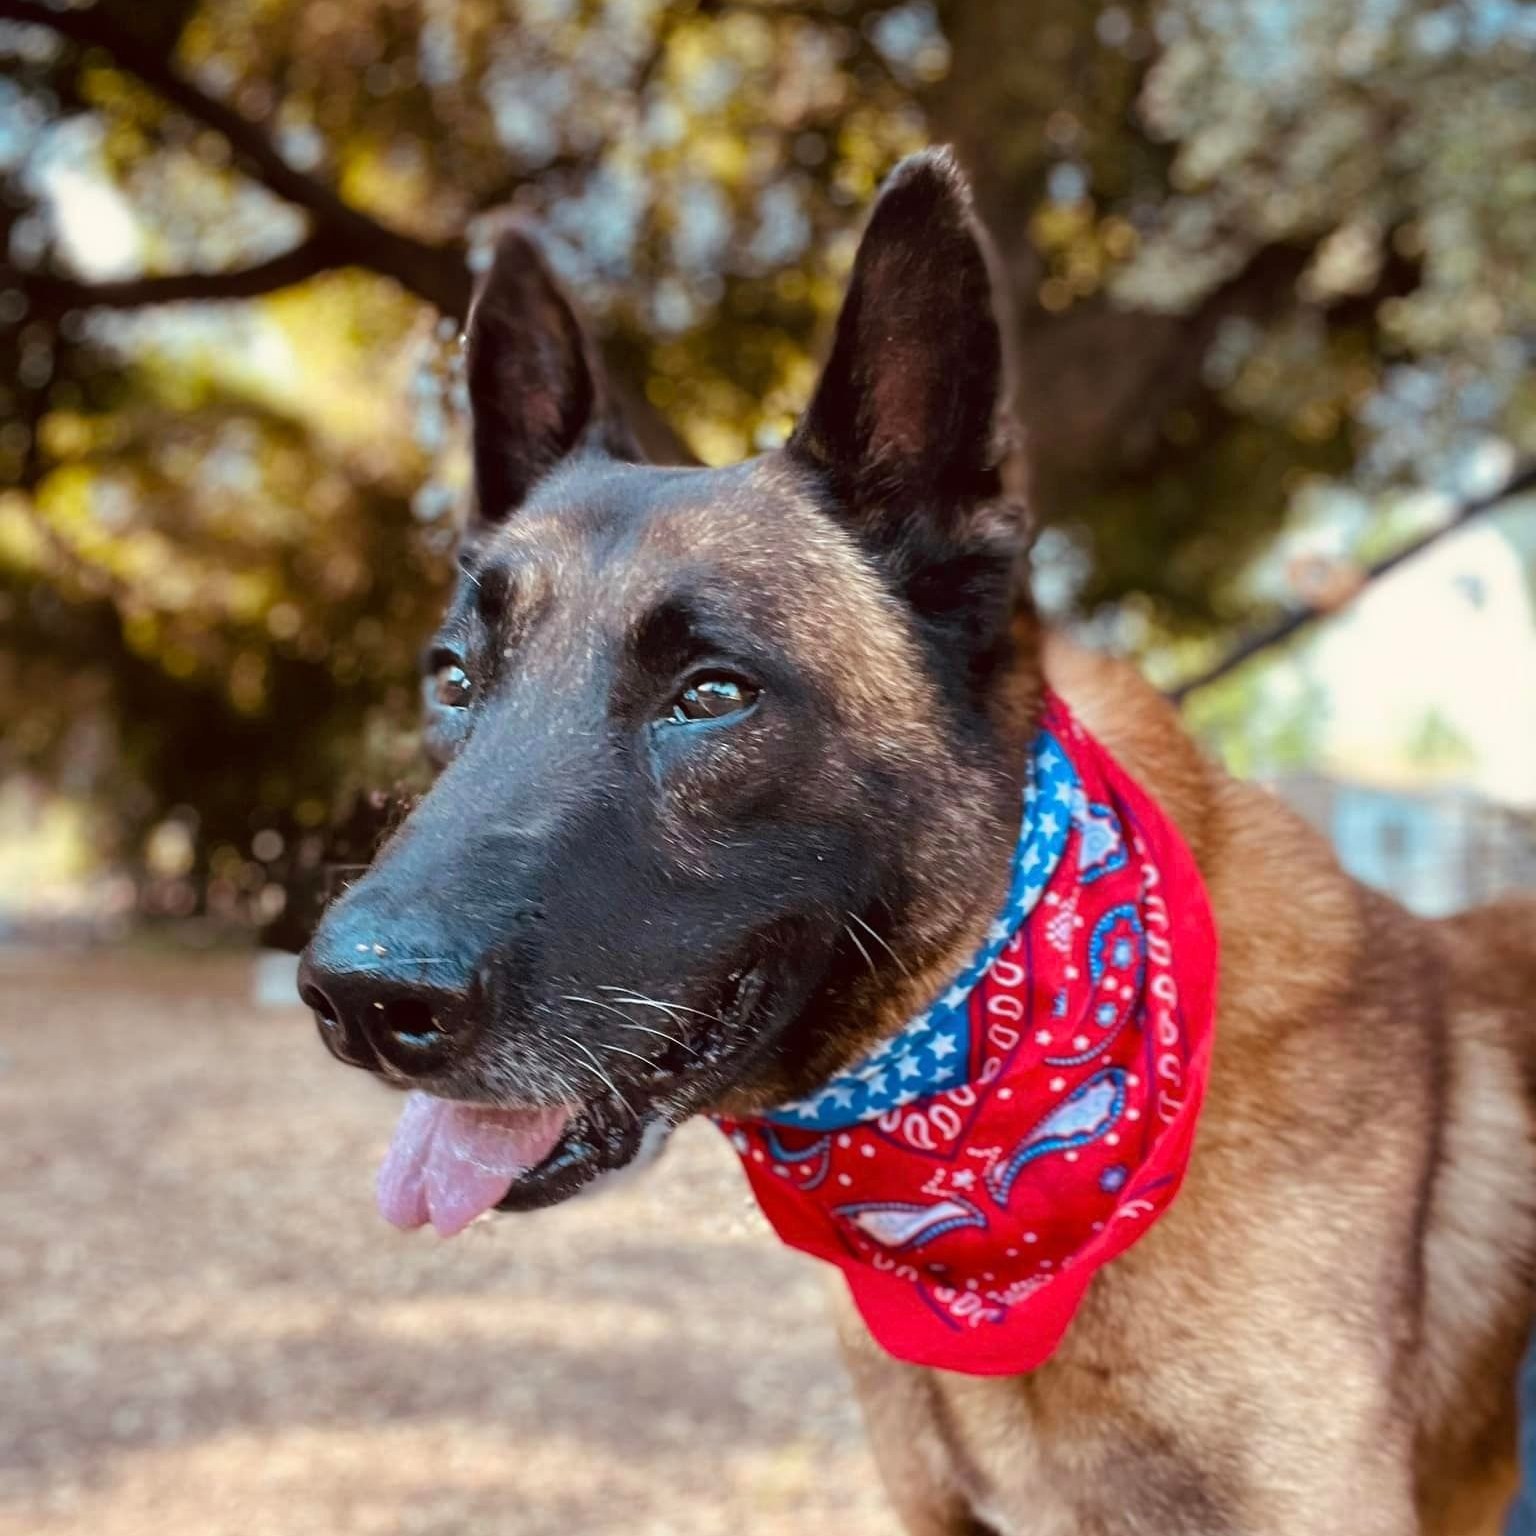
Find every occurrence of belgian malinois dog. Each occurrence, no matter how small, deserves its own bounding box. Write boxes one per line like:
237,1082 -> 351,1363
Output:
298,149 -> 1536,1533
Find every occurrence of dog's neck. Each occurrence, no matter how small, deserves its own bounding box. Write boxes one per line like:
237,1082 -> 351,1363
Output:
714,633 -> 1216,1124
1038,635 -> 1218,867
716,685 -> 1220,1373
767,683 -> 1045,1117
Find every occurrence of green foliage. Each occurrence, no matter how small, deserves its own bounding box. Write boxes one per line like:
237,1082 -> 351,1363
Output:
2,0 -> 1535,892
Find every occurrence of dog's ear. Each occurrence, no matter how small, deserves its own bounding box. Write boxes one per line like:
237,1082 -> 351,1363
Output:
789,151 -> 1024,694
463,223 -> 639,527
788,148 -> 1013,521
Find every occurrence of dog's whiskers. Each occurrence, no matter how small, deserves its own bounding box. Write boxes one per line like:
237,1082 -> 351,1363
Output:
555,989 -> 705,1059
559,992 -> 655,1030
843,921 -> 878,979
601,1039 -> 660,1069
560,1034 -> 638,1122
544,1059 -> 584,1108
595,987 -> 687,1026
597,986 -> 730,1027
616,1022 -> 701,1057
531,1003 -> 616,1109
845,911 -> 912,979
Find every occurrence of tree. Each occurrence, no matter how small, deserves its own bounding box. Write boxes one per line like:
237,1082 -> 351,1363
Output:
3,0 -> 1534,898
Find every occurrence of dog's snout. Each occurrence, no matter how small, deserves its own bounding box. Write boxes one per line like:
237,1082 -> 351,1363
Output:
298,937 -> 483,1079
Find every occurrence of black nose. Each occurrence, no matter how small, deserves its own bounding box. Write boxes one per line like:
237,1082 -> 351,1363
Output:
297,939 -> 483,1078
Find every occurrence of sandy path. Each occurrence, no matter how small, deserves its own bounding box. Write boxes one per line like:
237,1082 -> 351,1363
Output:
0,949 -> 895,1535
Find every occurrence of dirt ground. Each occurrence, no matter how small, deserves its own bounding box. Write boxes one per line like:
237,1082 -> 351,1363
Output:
0,947 -> 897,1536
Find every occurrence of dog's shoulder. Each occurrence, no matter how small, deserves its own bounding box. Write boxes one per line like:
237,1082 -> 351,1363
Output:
1435,895 -> 1536,1013
1040,633 -> 1215,852
1041,634 -> 1360,978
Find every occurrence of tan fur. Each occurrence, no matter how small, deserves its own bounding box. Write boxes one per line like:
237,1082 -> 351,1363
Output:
836,635 -> 1536,1536
444,154 -> 1534,1533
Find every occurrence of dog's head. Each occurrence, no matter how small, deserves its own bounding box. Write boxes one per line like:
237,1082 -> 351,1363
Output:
298,149 -> 1041,1215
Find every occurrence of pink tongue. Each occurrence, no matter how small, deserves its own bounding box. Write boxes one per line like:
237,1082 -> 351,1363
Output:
376,1091 -> 574,1237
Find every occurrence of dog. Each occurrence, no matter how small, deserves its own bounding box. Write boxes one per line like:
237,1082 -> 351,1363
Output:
298,148 -> 1536,1534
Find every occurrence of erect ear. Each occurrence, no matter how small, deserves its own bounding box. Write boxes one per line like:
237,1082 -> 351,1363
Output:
463,222 -> 639,526
788,148 -> 1013,516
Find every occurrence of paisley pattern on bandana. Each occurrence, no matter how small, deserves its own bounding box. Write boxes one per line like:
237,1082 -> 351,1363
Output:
716,691 -> 1219,1376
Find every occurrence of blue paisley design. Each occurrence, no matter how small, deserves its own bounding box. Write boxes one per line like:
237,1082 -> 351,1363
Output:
835,1196 -> 987,1251
984,1068 -> 1127,1206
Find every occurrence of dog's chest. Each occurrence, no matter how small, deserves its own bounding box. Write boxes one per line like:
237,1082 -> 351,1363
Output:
833,1273 -> 1255,1534
960,1462 -> 1075,1536
913,1385 -> 1240,1536
834,1291 -> 1150,1534
924,1386 -> 1120,1536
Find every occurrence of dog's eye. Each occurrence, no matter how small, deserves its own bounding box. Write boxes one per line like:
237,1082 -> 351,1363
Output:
433,662 -> 474,708
663,677 -> 758,726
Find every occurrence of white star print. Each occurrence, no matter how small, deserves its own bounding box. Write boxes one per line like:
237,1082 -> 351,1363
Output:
754,729 -> 1099,1133
951,1169 -> 976,1188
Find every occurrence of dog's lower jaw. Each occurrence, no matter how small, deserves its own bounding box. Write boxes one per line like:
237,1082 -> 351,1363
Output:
491,959 -> 784,1212
567,1117 -> 675,1204
489,1099 -> 662,1212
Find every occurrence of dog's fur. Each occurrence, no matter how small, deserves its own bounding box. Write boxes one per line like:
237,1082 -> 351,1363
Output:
843,637 -> 1536,1534
301,149 -> 1536,1533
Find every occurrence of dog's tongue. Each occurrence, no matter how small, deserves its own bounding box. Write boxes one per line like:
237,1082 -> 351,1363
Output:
376,1091 -> 573,1237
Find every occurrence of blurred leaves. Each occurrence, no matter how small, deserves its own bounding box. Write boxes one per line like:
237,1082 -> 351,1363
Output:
2,0 -> 1536,890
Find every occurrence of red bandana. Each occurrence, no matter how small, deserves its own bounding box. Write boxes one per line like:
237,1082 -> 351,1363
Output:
716,691 -> 1218,1375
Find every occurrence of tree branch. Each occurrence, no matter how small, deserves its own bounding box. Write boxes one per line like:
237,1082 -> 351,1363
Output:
0,0 -> 355,227
0,0 -> 470,315
3,0 -> 693,461
1167,462 -> 1536,703
24,235 -> 343,315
